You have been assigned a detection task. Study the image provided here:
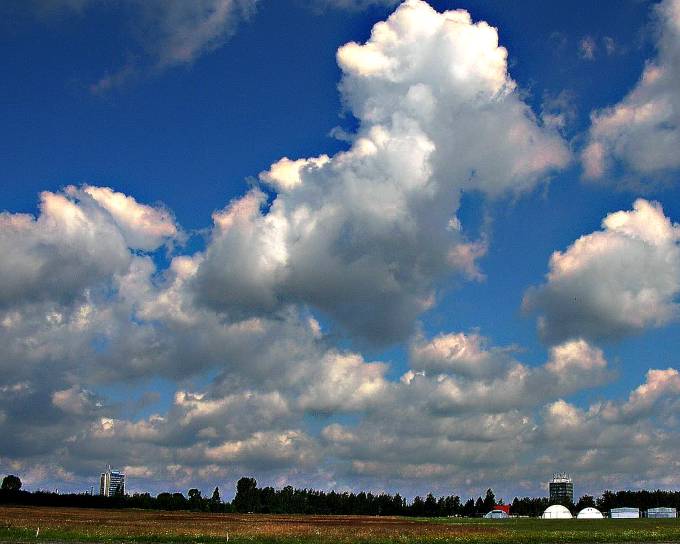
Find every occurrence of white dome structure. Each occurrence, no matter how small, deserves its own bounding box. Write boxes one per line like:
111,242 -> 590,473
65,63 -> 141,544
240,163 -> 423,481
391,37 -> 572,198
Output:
484,510 -> 509,519
577,507 -> 603,519
542,504 -> 573,519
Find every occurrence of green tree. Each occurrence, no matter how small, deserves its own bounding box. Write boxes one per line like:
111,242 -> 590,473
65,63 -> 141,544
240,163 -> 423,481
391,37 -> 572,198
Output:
233,477 -> 259,512
188,488 -> 203,511
474,496 -> 484,515
392,493 -> 405,515
1,475 -> 21,492
171,492 -> 187,510
445,495 -> 461,516
576,494 -> 596,511
482,488 -> 496,514
209,486 -> 222,512
411,496 -> 425,516
424,493 -> 438,517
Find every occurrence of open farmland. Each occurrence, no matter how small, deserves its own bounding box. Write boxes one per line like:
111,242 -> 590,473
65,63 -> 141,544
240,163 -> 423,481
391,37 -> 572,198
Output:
1,506 -> 680,543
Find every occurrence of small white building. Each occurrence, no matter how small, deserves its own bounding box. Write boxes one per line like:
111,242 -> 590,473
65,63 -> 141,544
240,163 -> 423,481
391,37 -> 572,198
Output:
577,507 -> 603,519
610,507 -> 639,519
647,507 -> 676,518
542,504 -> 572,519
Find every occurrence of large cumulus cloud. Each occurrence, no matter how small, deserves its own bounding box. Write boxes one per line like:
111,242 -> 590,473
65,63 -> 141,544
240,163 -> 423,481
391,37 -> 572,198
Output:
524,199 -> 680,345
0,191 -> 390,479
583,0 -> 680,182
0,186 -> 177,310
194,0 -> 569,345
405,334 -> 610,414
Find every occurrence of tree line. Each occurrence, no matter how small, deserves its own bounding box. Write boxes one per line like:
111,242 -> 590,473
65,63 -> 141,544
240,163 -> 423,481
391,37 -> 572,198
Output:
2,474 -> 679,516
230,477 -> 501,516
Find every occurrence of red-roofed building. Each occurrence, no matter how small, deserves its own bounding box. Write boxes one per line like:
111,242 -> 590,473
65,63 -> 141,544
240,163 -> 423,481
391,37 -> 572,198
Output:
494,504 -> 510,514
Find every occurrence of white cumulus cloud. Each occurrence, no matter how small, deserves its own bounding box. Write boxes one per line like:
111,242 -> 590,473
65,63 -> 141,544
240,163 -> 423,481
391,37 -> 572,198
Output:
193,0 -> 569,344
524,199 -> 680,344
77,186 -> 178,251
583,0 -> 680,181
0,190 -> 130,309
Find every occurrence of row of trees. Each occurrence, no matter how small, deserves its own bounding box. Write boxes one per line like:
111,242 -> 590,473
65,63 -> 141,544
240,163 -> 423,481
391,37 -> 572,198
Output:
231,477 -> 501,516
597,490 -> 680,512
0,475 -> 225,512
0,475 -> 498,516
3,475 -> 680,517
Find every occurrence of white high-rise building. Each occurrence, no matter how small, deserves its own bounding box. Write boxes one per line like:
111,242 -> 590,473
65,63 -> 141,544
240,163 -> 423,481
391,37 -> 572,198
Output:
99,465 -> 125,497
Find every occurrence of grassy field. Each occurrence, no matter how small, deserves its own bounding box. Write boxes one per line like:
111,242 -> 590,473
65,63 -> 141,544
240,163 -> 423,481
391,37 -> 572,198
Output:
1,505 -> 680,543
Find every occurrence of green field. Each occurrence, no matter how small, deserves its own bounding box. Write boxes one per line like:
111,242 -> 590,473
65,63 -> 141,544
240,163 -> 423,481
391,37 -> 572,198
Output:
427,517 -> 680,543
1,506 -> 680,543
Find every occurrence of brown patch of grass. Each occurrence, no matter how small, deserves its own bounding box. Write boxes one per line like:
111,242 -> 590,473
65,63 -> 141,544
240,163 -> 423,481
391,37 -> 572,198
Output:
0,506 -> 499,541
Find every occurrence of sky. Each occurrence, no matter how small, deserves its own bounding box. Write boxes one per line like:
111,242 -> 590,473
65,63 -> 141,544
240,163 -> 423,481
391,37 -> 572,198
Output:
1,0 -> 680,502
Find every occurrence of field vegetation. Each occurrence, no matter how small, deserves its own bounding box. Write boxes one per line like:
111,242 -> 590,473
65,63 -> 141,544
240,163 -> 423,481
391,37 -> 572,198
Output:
1,506 -> 680,543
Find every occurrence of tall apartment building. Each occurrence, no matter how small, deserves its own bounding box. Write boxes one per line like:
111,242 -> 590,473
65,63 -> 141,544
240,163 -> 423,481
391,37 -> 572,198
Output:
549,472 -> 573,504
99,465 -> 125,497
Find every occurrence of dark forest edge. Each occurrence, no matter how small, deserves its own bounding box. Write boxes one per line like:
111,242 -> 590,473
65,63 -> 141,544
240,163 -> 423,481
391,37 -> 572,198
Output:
2,474 -> 680,517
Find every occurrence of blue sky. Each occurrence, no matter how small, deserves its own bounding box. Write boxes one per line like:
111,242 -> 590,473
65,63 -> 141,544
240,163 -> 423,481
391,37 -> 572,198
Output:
2,0 -> 680,501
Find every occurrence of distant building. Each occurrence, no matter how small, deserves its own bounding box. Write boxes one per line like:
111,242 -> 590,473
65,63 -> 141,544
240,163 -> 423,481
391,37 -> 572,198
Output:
577,507 -> 603,519
646,507 -> 676,518
549,473 -> 573,504
542,504 -> 572,519
494,504 -> 510,515
484,509 -> 509,519
610,507 -> 639,519
99,465 -> 125,497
